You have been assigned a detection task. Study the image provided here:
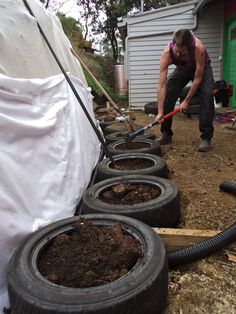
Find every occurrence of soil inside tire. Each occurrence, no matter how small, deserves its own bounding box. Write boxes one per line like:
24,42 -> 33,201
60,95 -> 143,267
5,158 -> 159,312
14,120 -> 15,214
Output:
100,183 -> 161,205
37,218 -> 142,288
116,142 -> 150,149
110,158 -> 154,170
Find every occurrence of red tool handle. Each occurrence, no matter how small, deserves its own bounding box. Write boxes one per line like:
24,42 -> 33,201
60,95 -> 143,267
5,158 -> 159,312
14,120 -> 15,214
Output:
145,106 -> 180,130
162,107 -> 180,121
128,107 -> 180,141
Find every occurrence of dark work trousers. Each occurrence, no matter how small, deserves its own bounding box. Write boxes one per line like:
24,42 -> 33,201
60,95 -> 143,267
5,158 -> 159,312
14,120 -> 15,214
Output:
161,62 -> 215,140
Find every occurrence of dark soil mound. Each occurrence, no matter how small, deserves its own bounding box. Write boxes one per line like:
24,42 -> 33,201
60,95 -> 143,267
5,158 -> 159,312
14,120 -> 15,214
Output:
38,218 -> 142,288
100,183 -> 161,205
110,158 -> 154,170
116,142 -> 150,149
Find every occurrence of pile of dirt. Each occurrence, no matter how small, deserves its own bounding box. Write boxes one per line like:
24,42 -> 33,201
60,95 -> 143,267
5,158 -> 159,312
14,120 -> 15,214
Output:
38,218 -> 142,288
110,157 -> 154,170
133,111 -> 236,314
100,183 -> 161,205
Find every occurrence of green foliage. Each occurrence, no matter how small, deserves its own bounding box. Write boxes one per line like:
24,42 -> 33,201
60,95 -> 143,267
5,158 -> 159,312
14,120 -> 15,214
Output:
140,0 -> 189,11
54,14 -> 119,102
85,71 -> 128,108
76,0 -> 189,62
57,12 -> 78,37
80,50 -> 128,107
56,12 -> 92,50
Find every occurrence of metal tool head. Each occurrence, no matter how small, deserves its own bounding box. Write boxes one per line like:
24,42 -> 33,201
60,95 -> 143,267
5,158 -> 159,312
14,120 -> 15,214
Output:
125,128 -> 144,142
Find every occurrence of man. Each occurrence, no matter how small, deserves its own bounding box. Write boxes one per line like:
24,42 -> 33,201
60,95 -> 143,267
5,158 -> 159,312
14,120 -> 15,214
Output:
156,29 -> 215,152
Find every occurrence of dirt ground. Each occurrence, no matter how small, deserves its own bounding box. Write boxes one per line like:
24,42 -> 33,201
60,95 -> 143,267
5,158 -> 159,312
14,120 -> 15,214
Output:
132,110 -> 236,314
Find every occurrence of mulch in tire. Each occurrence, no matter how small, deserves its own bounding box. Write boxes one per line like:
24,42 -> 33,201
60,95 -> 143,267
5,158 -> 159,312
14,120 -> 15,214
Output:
107,139 -> 161,157
95,153 -> 169,182
82,175 -> 180,227
100,183 -> 161,205
38,218 -> 142,288
8,214 -> 168,314
111,158 -> 154,170
114,142 -> 150,149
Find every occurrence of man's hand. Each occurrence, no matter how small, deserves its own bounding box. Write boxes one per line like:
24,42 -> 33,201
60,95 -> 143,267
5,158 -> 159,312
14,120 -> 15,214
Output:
179,99 -> 190,112
155,112 -> 164,123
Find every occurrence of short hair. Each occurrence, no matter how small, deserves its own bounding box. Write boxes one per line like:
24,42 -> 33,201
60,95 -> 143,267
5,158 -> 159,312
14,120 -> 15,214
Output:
173,29 -> 193,47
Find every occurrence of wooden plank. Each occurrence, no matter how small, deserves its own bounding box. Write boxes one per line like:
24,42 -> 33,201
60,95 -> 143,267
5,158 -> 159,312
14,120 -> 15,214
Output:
153,228 -> 236,252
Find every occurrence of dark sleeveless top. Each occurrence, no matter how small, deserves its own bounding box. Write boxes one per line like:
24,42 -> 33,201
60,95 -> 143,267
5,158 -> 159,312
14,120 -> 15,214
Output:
169,36 -> 210,71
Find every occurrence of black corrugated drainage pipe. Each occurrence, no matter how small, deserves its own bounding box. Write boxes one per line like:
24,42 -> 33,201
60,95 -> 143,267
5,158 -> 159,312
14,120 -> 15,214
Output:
168,182 -> 236,268
219,182 -> 236,196
167,221 -> 236,268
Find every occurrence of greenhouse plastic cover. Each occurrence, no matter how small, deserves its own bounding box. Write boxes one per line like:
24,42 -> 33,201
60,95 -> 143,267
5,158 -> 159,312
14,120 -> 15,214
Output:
0,0 -> 101,310
0,0 -> 87,83
0,73 -> 101,311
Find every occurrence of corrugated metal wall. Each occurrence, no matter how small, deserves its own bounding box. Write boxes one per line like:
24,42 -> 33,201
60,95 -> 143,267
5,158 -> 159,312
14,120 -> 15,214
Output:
125,0 -> 223,110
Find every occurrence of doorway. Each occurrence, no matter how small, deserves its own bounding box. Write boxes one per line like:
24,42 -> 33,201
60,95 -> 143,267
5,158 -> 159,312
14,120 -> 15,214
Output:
223,17 -> 236,107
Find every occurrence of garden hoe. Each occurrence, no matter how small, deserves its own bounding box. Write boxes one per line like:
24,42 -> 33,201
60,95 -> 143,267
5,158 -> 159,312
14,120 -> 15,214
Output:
125,107 -> 180,142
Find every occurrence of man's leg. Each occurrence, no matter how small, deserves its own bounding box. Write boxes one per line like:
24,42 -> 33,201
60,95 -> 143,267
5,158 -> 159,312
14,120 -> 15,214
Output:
160,68 -> 190,141
197,62 -> 215,151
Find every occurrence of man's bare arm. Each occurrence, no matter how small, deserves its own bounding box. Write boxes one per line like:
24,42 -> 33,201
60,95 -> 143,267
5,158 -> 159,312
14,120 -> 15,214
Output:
185,40 -> 205,102
179,39 -> 205,112
156,46 -> 171,119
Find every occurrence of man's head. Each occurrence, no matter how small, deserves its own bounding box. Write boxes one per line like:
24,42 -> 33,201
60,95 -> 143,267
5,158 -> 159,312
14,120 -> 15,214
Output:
173,29 -> 193,47
172,29 -> 193,59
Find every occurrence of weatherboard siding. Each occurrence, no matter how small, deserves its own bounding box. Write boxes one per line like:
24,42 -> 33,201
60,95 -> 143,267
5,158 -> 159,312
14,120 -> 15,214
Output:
194,1 -> 223,81
126,1 -> 223,110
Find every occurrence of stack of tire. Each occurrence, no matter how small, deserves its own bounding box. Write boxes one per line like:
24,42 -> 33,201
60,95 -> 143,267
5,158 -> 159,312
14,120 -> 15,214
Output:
144,101 -> 158,115
80,120 -> 181,229
143,87 -> 201,118
7,117 -> 178,314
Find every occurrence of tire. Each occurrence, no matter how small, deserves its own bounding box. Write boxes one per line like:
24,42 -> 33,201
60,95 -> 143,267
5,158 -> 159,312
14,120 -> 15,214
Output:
7,214 -> 168,314
103,124 -> 142,136
94,105 -> 106,112
105,131 -> 156,145
184,104 -> 200,116
95,153 -> 169,182
99,120 -> 117,132
82,175 -> 180,227
107,139 -> 161,157
103,126 -> 121,135
179,86 -> 190,99
144,102 -> 158,115
179,86 -> 200,115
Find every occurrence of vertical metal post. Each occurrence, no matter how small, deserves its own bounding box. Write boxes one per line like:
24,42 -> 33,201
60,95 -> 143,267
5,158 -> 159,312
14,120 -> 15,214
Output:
141,0 -> 144,12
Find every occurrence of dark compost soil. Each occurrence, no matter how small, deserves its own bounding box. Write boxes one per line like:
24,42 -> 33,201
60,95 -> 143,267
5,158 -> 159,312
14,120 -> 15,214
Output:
100,183 -> 161,205
110,158 -> 154,170
116,142 -> 150,149
37,218 -> 142,288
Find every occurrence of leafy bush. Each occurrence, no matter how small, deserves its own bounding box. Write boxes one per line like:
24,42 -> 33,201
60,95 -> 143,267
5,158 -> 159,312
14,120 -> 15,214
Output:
57,13 -> 128,108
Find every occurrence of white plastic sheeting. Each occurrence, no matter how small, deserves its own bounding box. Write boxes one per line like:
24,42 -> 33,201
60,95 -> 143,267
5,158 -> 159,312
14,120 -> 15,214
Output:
0,0 -> 87,83
0,73 -> 101,311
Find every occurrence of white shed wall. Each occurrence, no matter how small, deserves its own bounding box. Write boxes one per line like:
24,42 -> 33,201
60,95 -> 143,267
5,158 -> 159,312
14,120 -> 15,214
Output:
194,1 -> 224,80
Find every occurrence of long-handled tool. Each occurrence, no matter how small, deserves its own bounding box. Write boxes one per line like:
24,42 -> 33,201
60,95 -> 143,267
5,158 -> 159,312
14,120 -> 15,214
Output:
126,107 -> 180,142
71,48 -> 135,133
